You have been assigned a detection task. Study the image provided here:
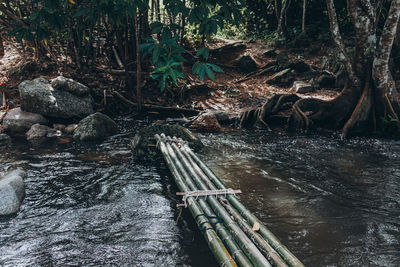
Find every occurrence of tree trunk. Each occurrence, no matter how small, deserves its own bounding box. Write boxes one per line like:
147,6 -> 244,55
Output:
258,0 -> 400,137
372,0 -> 400,129
134,10 -> 142,111
274,0 -> 281,26
277,0 -> 291,37
302,0 -> 307,33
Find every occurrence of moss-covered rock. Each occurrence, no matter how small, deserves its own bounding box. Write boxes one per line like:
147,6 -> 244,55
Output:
131,124 -> 203,160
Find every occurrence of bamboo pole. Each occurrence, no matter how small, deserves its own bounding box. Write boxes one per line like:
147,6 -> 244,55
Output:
175,143 -> 287,267
154,134 -> 237,267
164,140 -> 272,267
219,197 -> 288,267
183,144 -> 305,267
164,140 -> 253,267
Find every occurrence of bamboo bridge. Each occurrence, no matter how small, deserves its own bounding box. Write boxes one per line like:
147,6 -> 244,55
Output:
155,134 -> 305,267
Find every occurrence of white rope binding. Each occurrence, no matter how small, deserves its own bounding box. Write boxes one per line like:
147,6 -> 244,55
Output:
176,189 -> 242,208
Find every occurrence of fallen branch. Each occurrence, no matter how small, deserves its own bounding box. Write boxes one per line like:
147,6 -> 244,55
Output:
112,91 -> 201,116
94,66 -> 150,76
235,66 -> 276,84
210,41 -> 246,54
112,46 -> 124,69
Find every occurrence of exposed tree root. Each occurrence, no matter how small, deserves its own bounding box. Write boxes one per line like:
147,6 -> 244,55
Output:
240,94 -> 300,129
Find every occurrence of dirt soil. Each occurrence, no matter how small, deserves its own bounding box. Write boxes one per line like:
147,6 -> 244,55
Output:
181,38 -> 340,117
0,38 -> 341,117
0,42 -> 22,88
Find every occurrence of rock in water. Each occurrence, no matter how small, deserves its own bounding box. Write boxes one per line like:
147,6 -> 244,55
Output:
52,124 -> 66,132
3,107 -> 48,135
65,124 -> 78,135
131,124 -> 203,159
0,169 -> 26,215
26,124 -> 49,140
190,112 -> 222,132
236,56 -> 257,73
73,112 -> 118,141
213,111 -> 231,124
19,77 -> 94,119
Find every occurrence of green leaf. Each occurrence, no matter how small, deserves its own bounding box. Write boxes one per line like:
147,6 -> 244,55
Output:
74,8 -> 90,17
192,61 -> 202,74
150,21 -> 163,34
208,63 -> 223,73
205,65 -> 215,81
196,47 -> 209,60
152,45 -> 161,63
159,78 -> 166,92
152,73 -> 161,79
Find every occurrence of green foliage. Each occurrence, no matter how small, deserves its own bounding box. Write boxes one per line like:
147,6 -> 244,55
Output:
140,33 -> 185,91
7,0 -> 65,43
196,47 -> 210,60
7,0 -> 148,43
152,59 -> 184,92
140,0 -> 242,91
381,114 -> 399,125
4,0 -> 245,92
192,62 -> 223,81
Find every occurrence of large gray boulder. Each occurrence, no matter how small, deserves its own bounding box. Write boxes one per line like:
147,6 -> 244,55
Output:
0,169 -> 26,215
19,77 -> 94,119
73,112 -> 118,141
3,107 -> 48,135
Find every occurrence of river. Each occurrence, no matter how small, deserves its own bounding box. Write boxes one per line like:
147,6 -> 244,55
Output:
1,115 -> 399,266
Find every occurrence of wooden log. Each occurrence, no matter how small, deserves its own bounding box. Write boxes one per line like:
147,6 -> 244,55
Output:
112,91 -> 200,116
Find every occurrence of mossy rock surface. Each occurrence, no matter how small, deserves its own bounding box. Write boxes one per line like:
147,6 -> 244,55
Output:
131,124 -> 203,160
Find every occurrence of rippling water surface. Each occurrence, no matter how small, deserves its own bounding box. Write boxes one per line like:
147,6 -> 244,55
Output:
1,116 -> 400,266
200,131 -> 400,266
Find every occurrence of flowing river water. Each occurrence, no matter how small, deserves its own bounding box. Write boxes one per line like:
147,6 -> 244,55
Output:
1,116 -> 399,266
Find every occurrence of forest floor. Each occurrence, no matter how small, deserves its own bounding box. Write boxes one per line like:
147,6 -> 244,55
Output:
0,37 -> 348,118
182,37 -> 341,117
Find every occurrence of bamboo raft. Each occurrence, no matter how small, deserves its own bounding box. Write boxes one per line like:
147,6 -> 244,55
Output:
155,134 -> 305,267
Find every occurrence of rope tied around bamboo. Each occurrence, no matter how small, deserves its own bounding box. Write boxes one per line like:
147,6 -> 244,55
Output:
176,189 -> 242,208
